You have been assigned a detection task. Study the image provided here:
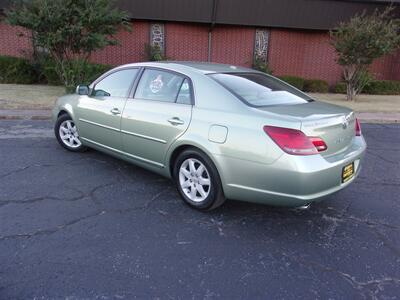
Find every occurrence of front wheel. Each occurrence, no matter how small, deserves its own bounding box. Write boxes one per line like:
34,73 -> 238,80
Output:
55,114 -> 87,152
173,149 -> 226,211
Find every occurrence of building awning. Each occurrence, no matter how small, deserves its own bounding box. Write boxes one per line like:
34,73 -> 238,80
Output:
1,0 -> 399,30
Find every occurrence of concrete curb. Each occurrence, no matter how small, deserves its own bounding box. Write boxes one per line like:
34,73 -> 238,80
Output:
0,109 -> 52,120
356,112 -> 400,124
0,109 -> 399,124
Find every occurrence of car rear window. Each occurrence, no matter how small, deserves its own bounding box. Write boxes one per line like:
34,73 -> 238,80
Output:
209,73 -> 313,107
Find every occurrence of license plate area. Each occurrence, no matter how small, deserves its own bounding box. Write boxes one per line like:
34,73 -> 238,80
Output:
342,162 -> 355,183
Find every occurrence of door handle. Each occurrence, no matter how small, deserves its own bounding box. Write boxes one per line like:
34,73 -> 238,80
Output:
168,117 -> 185,126
110,108 -> 121,115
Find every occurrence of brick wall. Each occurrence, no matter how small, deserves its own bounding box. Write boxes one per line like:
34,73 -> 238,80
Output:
371,51 -> 400,81
0,22 -> 31,58
90,21 -> 149,66
268,28 -> 400,85
165,22 -> 209,61
211,25 -> 254,67
1,20 -> 399,84
268,29 -> 342,85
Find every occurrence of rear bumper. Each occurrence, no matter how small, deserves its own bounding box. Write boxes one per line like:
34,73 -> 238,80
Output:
217,136 -> 367,207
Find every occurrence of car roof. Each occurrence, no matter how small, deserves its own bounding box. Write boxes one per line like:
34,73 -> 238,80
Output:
118,61 -> 255,75
165,61 -> 254,74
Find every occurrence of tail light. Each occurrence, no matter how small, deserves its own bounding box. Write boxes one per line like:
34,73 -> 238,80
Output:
309,137 -> 328,152
355,118 -> 362,136
263,126 -> 327,156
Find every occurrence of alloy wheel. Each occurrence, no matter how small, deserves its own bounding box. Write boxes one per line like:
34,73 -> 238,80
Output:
179,158 -> 211,202
59,120 -> 82,149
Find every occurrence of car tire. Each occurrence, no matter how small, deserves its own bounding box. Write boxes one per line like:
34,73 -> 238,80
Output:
173,148 -> 226,211
55,114 -> 87,152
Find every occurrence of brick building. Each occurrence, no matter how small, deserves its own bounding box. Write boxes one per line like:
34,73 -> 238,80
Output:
0,0 -> 399,85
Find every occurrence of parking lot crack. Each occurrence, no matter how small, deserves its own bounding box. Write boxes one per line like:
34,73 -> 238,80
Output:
0,158 -> 87,179
0,183 -> 115,207
0,210 -> 106,241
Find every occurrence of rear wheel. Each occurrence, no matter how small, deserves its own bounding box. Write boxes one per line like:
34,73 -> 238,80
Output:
173,149 -> 225,211
55,114 -> 87,152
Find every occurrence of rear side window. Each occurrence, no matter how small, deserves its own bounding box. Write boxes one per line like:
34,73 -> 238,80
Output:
176,79 -> 192,105
209,73 -> 312,107
135,69 -> 192,104
93,69 -> 139,97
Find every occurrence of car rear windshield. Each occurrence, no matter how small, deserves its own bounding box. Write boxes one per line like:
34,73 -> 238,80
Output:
209,72 -> 313,107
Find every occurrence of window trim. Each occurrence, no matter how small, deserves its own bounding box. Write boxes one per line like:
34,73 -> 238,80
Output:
90,67 -> 140,98
130,66 -> 195,105
209,72 -> 314,108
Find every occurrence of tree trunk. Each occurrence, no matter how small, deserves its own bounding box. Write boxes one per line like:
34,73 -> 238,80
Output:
346,83 -> 356,101
343,66 -> 357,101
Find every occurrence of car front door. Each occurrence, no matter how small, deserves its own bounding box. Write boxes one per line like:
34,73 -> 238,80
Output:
121,68 -> 193,168
76,68 -> 139,151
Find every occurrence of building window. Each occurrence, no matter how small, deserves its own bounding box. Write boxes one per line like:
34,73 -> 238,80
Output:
150,23 -> 165,54
254,29 -> 269,63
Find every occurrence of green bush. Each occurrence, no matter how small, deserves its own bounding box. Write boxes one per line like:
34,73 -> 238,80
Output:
252,57 -> 273,74
0,56 -> 38,84
84,63 -> 112,84
144,43 -> 166,61
39,56 -> 112,87
64,60 -> 113,92
334,82 -> 347,94
303,79 -> 329,93
334,80 -> 400,95
0,55 -> 111,90
362,80 -> 400,95
278,75 -> 305,90
39,58 -> 63,85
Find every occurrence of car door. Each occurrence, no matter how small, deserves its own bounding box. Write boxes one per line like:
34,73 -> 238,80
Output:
76,68 -> 139,151
121,68 -> 193,167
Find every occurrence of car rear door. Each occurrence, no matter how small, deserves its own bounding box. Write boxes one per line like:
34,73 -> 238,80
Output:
76,68 -> 139,151
121,68 -> 193,167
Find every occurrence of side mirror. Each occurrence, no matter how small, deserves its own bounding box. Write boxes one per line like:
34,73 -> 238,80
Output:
76,85 -> 89,95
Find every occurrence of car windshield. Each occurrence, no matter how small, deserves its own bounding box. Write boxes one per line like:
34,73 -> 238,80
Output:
209,72 -> 313,107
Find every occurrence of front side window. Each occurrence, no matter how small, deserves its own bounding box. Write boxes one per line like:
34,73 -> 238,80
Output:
93,69 -> 139,98
209,73 -> 312,107
135,69 -> 191,104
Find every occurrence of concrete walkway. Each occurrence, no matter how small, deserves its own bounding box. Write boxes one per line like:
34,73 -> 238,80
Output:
1,109 -> 399,123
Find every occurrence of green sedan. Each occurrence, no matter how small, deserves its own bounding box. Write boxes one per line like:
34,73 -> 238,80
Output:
53,62 -> 367,211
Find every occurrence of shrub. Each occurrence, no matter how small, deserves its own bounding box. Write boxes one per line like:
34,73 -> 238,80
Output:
144,44 -> 166,61
85,63 -> 112,84
38,57 -> 111,90
0,55 -> 112,90
59,60 -> 113,92
40,58 -> 63,85
303,79 -> 329,93
0,56 -> 38,84
334,82 -> 347,94
252,57 -> 273,74
330,7 -> 400,100
362,80 -> 400,95
7,0 -> 129,88
278,75 -> 305,90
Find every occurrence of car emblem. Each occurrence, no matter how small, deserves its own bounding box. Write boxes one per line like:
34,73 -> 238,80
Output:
342,113 -> 352,129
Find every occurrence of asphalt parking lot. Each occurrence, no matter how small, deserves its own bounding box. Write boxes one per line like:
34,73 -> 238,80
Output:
0,120 -> 399,299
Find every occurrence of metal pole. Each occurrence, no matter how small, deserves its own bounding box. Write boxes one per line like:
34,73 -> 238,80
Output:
208,31 -> 212,62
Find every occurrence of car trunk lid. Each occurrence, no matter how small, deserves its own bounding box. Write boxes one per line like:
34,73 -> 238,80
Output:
257,101 -> 356,156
